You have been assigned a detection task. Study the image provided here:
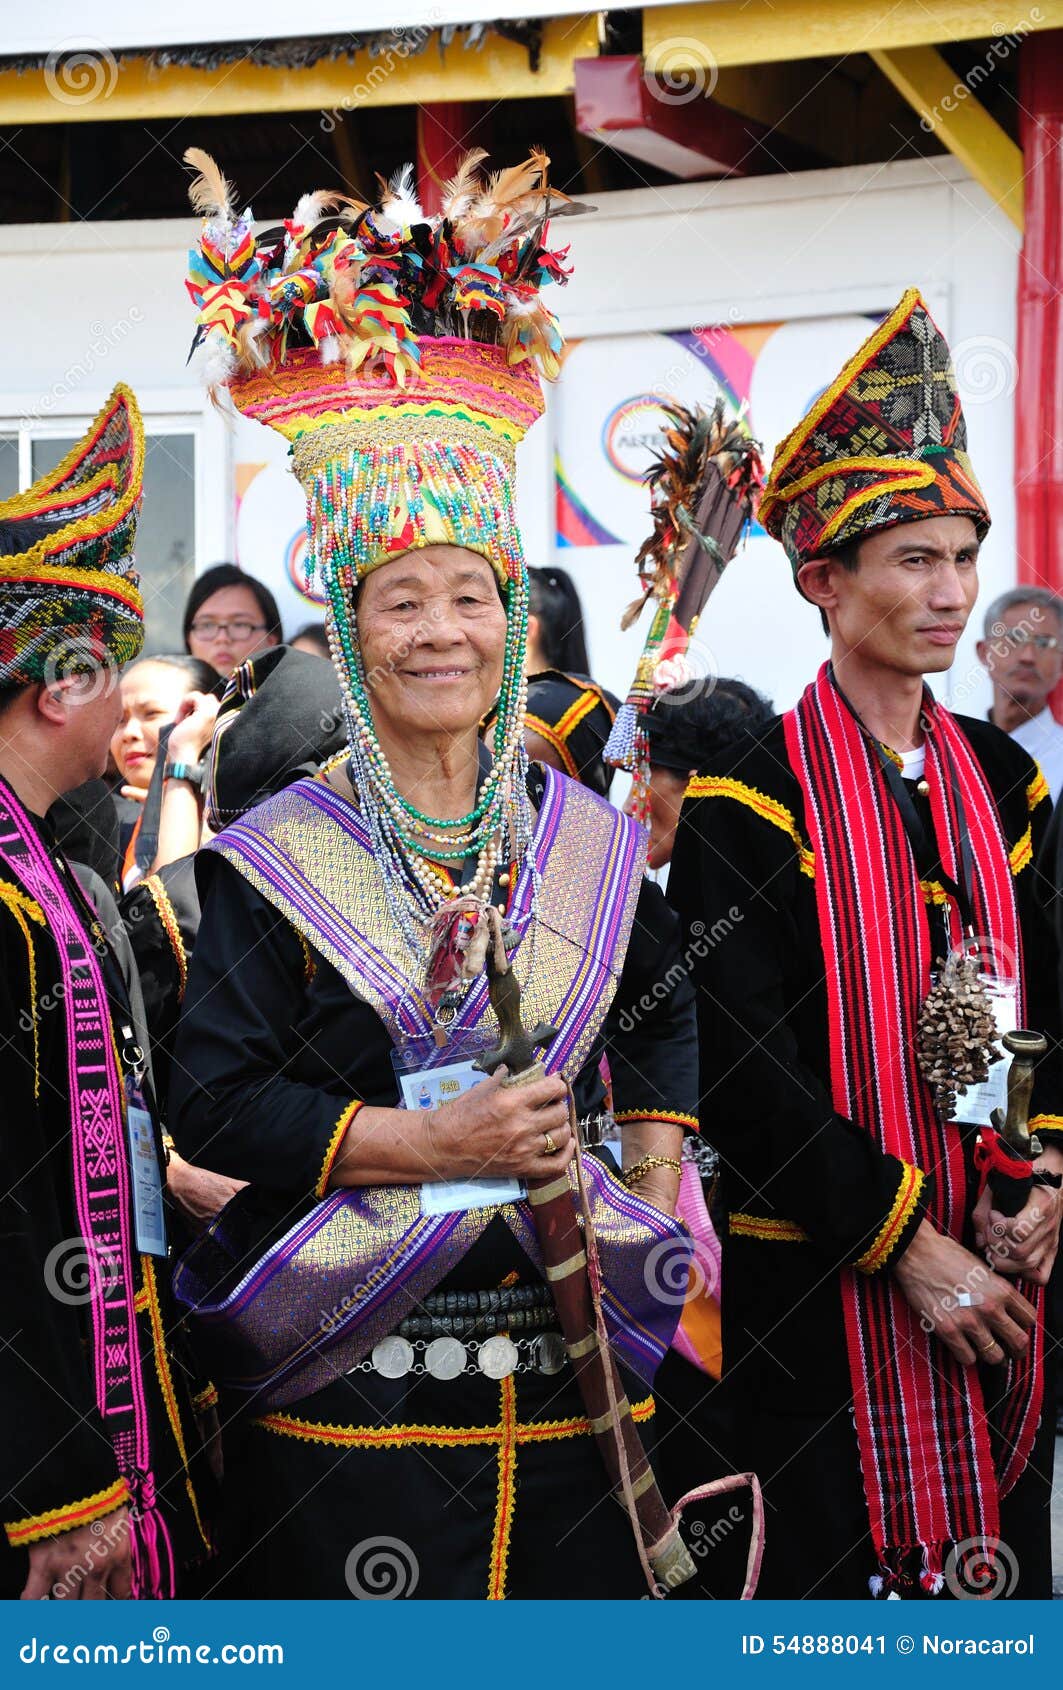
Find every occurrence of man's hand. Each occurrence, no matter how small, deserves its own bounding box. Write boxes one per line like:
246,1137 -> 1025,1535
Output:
972,1145 -> 1063,1286
892,1218 -> 1037,1367
21,1505 -> 132,1600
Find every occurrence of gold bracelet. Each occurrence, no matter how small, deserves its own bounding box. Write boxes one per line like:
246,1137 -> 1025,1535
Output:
623,1153 -> 682,1189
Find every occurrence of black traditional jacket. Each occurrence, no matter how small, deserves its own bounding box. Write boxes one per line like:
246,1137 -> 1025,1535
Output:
667,713 -> 1063,1422
0,801 -> 212,1582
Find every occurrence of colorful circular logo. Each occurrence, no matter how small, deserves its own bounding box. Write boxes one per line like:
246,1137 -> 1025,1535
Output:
601,394 -> 674,482
285,527 -> 325,607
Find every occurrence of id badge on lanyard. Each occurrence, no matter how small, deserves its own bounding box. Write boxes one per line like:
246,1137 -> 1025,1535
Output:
952,974 -> 1019,1127
120,1024 -> 168,1258
391,1031 -> 526,1215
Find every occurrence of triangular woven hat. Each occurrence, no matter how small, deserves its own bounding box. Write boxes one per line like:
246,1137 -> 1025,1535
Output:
0,384 -> 144,686
759,288 -> 990,578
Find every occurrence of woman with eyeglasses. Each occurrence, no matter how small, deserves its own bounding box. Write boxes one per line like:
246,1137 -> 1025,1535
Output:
182,563 -> 283,678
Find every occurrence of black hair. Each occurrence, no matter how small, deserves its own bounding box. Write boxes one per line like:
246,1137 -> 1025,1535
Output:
0,518 -> 59,715
0,516 -> 53,555
182,564 -> 283,650
816,539 -> 861,636
645,677 -> 774,773
291,622 -> 331,658
527,567 -> 590,674
126,652 -> 222,696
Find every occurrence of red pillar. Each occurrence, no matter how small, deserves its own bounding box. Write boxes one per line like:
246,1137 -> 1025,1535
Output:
1015,34 -> 1063,598
416,104 -> 480,216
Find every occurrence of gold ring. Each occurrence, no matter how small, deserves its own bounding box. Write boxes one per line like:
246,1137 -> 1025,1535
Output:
543,1131 -> 558,1156
978,1337 -> 1000,1353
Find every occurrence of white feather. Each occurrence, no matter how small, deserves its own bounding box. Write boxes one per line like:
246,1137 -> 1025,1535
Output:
379,163 -> 423,233
200,334 -> 236,391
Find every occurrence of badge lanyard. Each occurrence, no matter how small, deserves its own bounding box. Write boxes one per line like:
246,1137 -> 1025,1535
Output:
828,666 -> 978,939
62,856 -> 169,1257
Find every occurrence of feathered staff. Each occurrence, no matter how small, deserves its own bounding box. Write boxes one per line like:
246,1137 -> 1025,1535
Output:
604,400 -> 764,816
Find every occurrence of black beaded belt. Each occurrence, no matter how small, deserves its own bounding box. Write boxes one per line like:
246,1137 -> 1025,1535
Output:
399,1282 -> 553,1340
416,1284 -> 552,1315
399,1304 -> 557,1339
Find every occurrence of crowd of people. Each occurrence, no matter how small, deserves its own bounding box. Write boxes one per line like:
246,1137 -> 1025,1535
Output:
0,148 -> 1060,1604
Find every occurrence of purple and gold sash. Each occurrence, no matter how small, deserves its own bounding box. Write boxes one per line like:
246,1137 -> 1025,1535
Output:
204,764 -> 642,1077
175,767 -> 691,1405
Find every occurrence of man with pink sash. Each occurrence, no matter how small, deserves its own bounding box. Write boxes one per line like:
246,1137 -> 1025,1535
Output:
670,291 -> 1063,1598
0,388 -> 213,1598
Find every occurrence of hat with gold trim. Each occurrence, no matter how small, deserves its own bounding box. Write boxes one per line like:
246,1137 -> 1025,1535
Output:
759,288 -> 990,579
0,384 -> 144,688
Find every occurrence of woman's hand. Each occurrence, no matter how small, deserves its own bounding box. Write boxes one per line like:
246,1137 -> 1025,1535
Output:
166,1151 -> 246,1231
426,1068 -> 574,1181
167,691 -> 220,766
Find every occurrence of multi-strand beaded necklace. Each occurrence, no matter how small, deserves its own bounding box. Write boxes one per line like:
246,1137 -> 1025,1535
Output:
322,554 -> 539,974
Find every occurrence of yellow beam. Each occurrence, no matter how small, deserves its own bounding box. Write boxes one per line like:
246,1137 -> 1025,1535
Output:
644,1 -> 1063,69
872,45 -> 1024,230
0,16 -> 601,124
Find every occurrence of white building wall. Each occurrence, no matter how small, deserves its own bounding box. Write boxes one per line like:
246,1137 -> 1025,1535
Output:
0,156 -> 1019,716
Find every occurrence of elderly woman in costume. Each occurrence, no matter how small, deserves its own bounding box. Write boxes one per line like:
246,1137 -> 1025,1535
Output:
170,153 -> 708,1600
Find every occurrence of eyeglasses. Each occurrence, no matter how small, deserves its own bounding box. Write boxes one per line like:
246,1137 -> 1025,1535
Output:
189,618 -> 267,642
994,629 -> 1061,652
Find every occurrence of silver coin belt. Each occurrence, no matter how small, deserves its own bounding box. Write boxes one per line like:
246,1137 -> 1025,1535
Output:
354,1328 -> 569,1383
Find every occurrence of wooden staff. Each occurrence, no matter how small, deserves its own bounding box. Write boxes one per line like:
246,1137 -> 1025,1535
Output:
474,907 -> 695,1595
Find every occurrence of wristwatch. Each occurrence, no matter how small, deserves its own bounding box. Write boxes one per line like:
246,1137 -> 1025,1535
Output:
166,760 -> 205,789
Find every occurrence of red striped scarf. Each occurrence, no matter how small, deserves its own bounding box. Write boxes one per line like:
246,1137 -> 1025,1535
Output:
783,663 -> 1043,1593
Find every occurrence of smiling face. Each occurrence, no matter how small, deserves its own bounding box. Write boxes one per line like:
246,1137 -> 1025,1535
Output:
354,546 -> 509,746
112,660 -> 196,789
799,514 -> 981,678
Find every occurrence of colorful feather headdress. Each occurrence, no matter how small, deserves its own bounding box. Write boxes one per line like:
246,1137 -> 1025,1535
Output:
605,400 -> 763,815
0,384 -> 145,688
184,146 -> 586,588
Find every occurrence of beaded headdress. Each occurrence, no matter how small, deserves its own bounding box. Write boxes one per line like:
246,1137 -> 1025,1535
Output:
760,288 -> 990,579
0,384 -> 144,688
185,148 -> 582,966
605,400 -> 763,817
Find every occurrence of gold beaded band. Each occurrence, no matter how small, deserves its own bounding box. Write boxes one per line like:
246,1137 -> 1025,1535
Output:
622,1153 -> 682,1189
292,408 -> 518,485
